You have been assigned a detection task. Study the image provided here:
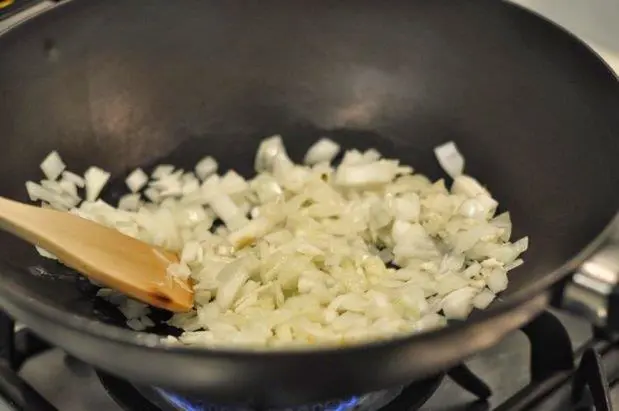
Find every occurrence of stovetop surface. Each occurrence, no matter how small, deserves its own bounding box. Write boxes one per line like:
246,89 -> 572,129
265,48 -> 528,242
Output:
10,311 -> 613,411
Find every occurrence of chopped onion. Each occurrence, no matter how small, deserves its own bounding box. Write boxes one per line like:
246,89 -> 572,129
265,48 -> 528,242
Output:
180,241 -> 203,265
84,166 -> 111,201
486,268 -> 508,293
441,287 -> 478,319
393,193 -> 420,222
334,161 -> 399,188
25,181 -> 74,209
35,246 -> 57,260
473,289 -> 496,309
207,192 -> 249,231
167,262 -> 191,280
26,136 -> 528,349
451,175 -> 490,198
126,318 -> 147,331
58,179 -> 79,199
143,187 -> 162,203
152,164 -> 175,180
228,217 -> 275,249
459,198 -> 487,220
434,141 -> 464,178
255,135 -> 291,173
251,174 -> 283,203
216,263 -> 251,311
219,171 -> 249,195
126,168 -> 148,193
195,156 -> 218,180
492,212 -> 512,241
506,258 -> 524,271
40,151 -> 66,181
25,181 -> 45,202
118,193 -> 141,211
303,138 -> 340,165
61,171 -> 85,188
513,236 -> 529,254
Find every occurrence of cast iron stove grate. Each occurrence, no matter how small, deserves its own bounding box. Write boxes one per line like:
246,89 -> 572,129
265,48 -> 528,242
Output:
0,310 -> 617,410
97,370 -> 444,411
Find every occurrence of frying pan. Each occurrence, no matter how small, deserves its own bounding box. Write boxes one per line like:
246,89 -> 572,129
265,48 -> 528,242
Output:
1,0 -> 619,406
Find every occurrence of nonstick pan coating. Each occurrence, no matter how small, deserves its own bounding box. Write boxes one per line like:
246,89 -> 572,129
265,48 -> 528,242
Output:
0,0 -> 619,406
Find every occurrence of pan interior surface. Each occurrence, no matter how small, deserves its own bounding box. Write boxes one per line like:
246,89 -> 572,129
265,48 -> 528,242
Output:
0,0 -> 618,402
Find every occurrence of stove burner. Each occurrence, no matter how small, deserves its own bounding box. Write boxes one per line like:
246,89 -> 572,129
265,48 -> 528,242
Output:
155,387 -> 400,411
97,371 -> 444,411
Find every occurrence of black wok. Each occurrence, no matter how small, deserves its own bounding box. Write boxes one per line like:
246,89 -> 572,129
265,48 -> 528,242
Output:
1,0 -> 619,406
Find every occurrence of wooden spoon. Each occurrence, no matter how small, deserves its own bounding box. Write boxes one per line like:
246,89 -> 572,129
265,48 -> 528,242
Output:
0,197 -> 193,312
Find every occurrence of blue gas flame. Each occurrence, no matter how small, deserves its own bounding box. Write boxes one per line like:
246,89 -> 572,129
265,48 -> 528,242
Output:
157,390 -> 204,411
156,389 -> 361,411
328,395 -> 360,411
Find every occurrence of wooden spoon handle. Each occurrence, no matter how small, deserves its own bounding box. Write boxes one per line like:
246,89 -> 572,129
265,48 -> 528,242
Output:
0,197 -> 193,312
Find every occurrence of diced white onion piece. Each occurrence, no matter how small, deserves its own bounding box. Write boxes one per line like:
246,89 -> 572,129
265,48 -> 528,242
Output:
84,166 -> 111,201
58,180 -> 79,199
182,178 -> 200,196
251,175 -> 283,203
436,274 -> 469,296
462,262 -> 482,279
414,313 -> 446,332
152,170 -> 183,197
391,220 -> 415,244
216,265 -> 250,311
506,258 -> 524,271
219,171 -> 249,195
334,162 -> 398,188
303,138 -> 340,165
40,180 -> 63,194
513,237 -> 529,254
167,262 -> 191,280
475,194 -> 498,219
152,164 -> 175,179
40,151 -> 66,181
126,168 -> 148,193
25,181 -> 73,209
181,241 -> 203,265
441,287 -> 478,319
453,224 -> 500,254
473,289 -> 496,309
25,181 -> 44,201
228,217 -> 274,249
207,192 -> 249,230
492,212 -> 512,241
363,149 -> 382,163
451,175 -> 489,198
486,268 -> 508,293
143,187 -> 162,203
126,318 -> 147,331
118,193 -> 141,211
25,136 -> 528,349
255,135 -> 291,173
61,171 -> 85,188
35,246 -> 57,260
434,141 -> 464,178
393,194 -> 420,222
118,299 -> 149,319
195,156 -> 218,180
459,198 -> 487,220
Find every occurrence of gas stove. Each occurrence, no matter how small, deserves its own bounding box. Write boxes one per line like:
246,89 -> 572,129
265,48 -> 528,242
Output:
0,309 -> 617,411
